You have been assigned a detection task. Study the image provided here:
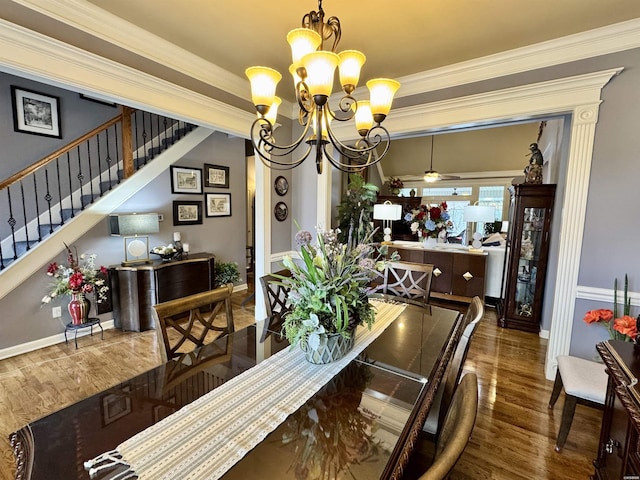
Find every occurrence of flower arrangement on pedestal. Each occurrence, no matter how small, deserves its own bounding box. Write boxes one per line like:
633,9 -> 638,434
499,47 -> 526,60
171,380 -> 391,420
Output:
404,202 -> 453,239
42,244 -> 109,305
584,274 -> 638,342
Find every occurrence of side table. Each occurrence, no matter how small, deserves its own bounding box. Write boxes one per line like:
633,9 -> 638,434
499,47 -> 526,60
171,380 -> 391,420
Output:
64,318 -> 104,349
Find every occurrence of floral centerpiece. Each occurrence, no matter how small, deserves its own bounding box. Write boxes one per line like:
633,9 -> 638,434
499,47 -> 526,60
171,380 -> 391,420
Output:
404,201 -> 453,239
384,176 -> 403,195
584,274 -> 638,342
278,227 -> 393,363
42,244 -> 109,305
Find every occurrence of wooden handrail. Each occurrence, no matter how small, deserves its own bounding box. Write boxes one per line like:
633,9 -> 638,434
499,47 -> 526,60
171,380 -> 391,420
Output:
0,113 -> 123,191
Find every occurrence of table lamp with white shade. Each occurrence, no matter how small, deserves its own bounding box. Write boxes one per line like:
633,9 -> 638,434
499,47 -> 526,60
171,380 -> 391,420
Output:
373,201 -> 402,244
463,204 -> 496,249
109,213 -> 160,265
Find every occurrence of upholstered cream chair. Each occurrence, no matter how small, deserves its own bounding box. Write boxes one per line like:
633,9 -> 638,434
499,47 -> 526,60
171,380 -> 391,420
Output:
548,355 -> 607,452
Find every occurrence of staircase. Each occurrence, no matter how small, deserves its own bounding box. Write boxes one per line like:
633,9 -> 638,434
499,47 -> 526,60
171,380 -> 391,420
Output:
0,108 -> 197,270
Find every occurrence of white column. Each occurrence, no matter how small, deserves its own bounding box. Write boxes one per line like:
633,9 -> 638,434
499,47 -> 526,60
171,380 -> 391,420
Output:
254,152 -> 271,322
544,104 -> 600,379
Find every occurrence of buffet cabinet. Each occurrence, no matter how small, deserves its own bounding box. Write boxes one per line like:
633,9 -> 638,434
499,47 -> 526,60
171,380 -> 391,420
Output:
499,184 -> 555,332
388,245 -> 487,302
110,253 -> 215,331
593,341 -> 640,479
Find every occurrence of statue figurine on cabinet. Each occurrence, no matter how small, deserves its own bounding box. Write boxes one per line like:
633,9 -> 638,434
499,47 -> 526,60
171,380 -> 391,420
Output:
524,143 -> 543,184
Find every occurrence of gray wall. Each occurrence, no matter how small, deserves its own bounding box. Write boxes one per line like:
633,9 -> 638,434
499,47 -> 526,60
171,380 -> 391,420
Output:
0,72 -> 120,180
0,131 -> 247,349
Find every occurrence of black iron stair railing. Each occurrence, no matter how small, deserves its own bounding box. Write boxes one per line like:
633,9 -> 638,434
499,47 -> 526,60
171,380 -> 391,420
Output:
0,108 -> 195,270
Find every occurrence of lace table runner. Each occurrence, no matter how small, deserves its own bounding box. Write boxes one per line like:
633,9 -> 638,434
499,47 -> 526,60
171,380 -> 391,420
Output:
86,300 -> 406,480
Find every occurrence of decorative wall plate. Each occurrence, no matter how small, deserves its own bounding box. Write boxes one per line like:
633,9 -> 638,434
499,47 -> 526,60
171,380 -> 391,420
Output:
274,202 -> 288,221
275,176 -> 289,196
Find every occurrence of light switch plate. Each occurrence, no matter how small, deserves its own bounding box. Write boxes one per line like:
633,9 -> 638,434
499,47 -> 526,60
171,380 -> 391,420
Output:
52,306 -> 62,318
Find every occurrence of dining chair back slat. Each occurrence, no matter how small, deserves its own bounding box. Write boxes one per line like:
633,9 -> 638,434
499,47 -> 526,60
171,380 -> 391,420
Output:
371,261 -> 434,307
152,283 -> 235,363
259,269 -> 292,338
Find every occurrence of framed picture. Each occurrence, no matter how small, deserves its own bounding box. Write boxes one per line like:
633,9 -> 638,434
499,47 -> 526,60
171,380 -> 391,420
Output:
274,202 -> 288,222
101,386 -> 132,426
274,176 -> 289,196
206,193 -> 232,217
11,86 -> 62,138
170,166 -> 203,194
204,164 -> 229,188
173,200 -> 203,225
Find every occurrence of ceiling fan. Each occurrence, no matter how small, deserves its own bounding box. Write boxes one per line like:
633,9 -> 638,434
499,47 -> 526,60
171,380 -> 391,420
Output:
423,136 -> 461,182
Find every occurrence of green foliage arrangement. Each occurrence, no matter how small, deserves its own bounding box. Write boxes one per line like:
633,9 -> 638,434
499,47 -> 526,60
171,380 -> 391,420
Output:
279,226 -> 391,352
213,261 -> 241,288
336,173 -> 379,244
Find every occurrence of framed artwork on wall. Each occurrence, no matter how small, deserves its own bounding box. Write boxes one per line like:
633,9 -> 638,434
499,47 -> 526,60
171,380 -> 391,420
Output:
204,164 -> 229,188
173,200 -> 203,225
170,166 -> 203,194
11,86 -> 62,138
274,202 -> 288,221
205,193 -> 232,217
274,176 -> 289,196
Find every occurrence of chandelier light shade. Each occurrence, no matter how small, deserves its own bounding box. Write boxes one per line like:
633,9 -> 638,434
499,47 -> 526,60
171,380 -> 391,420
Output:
246,0 -> 400,174
245,66 -> 282,115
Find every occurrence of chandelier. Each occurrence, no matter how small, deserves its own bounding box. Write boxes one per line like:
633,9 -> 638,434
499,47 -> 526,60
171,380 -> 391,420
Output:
246,0 -> 400,174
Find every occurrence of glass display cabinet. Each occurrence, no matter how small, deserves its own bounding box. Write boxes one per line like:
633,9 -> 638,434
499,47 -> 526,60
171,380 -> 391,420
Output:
499,184 -> 556,332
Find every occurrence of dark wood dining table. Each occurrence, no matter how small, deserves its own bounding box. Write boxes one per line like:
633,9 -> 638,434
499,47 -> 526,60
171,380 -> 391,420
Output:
10,301 -> 462,480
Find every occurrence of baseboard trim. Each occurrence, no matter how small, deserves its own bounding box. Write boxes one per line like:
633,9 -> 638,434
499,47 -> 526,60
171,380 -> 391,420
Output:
0,319 -> 115,360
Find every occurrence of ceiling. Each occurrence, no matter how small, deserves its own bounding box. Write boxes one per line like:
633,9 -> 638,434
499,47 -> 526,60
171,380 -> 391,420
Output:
79,0 -> 640,102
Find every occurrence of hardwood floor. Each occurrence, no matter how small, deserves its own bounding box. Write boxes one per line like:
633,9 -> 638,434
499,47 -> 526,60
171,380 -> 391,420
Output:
0,294 -> 600,480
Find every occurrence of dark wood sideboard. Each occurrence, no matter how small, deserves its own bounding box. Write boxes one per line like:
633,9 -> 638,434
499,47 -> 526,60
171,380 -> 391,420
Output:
110,253 -> 215,331
388,245 -> 487,303
594,340 -> 640,479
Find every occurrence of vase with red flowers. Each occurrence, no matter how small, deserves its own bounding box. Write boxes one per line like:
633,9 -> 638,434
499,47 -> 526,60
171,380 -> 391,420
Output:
42,244 -> 109,325
404,202 -> 453,246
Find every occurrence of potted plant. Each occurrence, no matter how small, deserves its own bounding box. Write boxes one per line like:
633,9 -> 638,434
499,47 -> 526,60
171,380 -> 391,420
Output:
278,227 -> 392,364
214,261 -> 241,288
336,173 -> 379,244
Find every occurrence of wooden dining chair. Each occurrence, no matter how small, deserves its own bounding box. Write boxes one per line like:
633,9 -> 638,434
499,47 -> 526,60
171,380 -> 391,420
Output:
423,299 -> 484,439
373,261 -> 434,307
462,296 -> 484,333
152,283 -> 235,362
419,373 -> 479,480
259,269 -> 292,339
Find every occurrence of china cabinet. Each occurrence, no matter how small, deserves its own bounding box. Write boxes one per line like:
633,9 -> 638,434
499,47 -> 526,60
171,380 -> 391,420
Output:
499,184 -> 556,332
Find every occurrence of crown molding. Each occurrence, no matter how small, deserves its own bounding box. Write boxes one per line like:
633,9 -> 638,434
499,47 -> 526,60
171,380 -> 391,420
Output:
0,18 -> 254,137
10,0 -> 296,113
12,1 -> 640,117
394,18 -> 640,99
